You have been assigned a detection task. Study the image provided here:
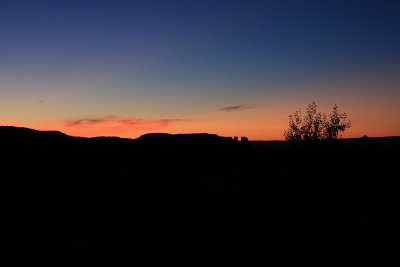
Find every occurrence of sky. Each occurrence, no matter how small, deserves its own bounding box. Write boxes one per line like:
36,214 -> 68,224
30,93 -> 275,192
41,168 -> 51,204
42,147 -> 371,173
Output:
1,0 -> 399,140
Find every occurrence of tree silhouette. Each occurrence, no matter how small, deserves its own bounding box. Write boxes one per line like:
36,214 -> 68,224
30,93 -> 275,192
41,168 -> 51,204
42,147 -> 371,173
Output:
284,101 -> 351,141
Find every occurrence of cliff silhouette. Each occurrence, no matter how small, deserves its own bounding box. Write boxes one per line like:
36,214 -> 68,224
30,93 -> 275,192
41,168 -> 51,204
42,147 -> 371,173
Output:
1,126 -> 399,264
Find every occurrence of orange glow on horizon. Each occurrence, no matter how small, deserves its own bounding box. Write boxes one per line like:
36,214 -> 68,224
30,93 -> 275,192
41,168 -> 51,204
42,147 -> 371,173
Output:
1,92 -> 400,140
2,114 -> 399,141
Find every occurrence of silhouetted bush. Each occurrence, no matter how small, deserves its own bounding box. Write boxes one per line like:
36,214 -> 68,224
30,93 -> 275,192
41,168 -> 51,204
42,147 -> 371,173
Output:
284,101 -> 351,141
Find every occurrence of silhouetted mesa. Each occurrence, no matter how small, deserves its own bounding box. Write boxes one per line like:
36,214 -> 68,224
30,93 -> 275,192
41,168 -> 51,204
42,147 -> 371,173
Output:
0,126 -> 68,141
240,136 -> 248,143
136,132 -> 238,146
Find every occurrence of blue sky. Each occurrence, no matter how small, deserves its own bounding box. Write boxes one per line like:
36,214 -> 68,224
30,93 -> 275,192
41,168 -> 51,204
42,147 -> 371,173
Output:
1,0 -> 399,139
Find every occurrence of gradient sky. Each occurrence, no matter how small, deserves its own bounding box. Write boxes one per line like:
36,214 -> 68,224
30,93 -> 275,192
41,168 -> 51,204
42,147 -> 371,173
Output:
1,0 -> 399,140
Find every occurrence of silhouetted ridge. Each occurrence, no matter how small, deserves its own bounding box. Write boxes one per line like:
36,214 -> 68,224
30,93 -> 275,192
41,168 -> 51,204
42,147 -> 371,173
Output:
0,126 -> 69,144
137,132 -> 235,146
0,126 -> 66,136
0,126 -> 239,145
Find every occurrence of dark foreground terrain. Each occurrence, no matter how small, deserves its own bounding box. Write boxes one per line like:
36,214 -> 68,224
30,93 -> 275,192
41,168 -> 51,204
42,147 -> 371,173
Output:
1,126 -> 400,264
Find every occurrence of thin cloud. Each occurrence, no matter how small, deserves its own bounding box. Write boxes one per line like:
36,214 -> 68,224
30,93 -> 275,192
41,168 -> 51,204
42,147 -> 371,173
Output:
63,116 -> 191,137
65,117 -> 190,127
217,105 -> 253,112
116,118 -> 190,126
65,117 -> 121,126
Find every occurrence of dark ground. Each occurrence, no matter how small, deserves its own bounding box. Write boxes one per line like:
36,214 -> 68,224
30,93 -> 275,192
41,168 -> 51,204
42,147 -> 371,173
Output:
1,126 -> 399,265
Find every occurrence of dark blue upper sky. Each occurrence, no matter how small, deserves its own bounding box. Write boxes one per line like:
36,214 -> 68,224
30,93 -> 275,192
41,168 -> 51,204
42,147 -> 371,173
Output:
1,0 -> 399,139
2,0 -> 399,81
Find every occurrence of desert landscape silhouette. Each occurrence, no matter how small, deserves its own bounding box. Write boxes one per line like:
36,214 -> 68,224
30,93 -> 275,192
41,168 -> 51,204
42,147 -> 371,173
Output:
1,125 -> 399,264
2,0 -> 400,264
